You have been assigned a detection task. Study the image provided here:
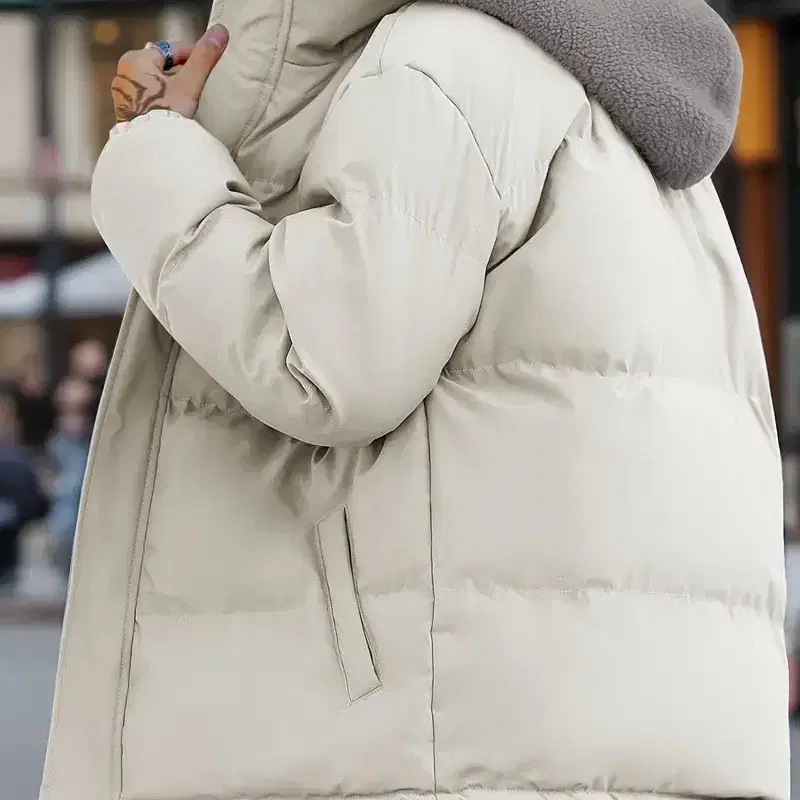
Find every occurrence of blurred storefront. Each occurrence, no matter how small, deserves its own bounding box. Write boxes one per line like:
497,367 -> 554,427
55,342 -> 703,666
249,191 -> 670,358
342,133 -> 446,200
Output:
727,2 -> 800,542
717,6 -> 800,436
0,1 -> 212,376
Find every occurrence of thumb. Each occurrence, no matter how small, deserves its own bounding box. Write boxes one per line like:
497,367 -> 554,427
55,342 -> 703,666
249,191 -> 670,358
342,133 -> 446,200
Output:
178,24 -> 229,96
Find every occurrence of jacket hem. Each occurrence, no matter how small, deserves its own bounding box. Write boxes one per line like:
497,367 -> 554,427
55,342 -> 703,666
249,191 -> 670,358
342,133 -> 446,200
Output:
120,790 -> 759,800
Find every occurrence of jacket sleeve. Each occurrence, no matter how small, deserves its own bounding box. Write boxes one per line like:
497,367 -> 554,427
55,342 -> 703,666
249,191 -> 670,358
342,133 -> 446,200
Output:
91,67 -> 502,446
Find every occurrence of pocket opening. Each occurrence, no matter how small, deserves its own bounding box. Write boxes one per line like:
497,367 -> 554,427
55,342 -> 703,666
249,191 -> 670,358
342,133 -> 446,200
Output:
316,507 -> 381,702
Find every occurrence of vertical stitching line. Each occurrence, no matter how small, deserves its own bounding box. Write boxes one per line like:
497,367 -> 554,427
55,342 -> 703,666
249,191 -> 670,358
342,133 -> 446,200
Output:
377,3 -> 409,72
425,401 -> 438,796
344,505 -> 382,683
113,342 -> 180,799
39,296 -> 139,799
233,0 -> 294,158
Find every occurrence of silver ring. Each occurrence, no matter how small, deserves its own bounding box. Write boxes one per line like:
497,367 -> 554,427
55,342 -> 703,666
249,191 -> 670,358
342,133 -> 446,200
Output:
152,40 -> 175,71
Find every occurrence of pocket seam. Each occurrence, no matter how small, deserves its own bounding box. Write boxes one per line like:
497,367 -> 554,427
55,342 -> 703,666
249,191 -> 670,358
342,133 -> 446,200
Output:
315,514 -> 351,698
345,506 -> 384,683
316,505 -> 381,703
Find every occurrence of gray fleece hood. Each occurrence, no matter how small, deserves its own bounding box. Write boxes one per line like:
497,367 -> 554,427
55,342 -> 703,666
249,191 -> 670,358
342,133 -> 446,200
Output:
440,0 -> 743,189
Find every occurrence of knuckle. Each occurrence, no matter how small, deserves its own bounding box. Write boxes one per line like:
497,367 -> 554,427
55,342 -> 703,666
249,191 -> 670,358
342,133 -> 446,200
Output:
117,49 -> 141,67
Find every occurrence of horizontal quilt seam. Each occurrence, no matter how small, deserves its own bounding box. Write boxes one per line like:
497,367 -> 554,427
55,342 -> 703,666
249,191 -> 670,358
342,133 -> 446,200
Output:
443,358 -> 747,399
135,583 -> 781,623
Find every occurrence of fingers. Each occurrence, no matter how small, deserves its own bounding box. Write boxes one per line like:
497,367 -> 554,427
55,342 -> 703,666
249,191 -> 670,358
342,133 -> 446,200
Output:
112,25 -> 229,122
176,24 -> 229,96
143,40 -> 195,71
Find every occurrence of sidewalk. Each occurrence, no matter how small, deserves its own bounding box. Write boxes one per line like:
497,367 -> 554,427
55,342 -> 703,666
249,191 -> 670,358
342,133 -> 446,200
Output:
0,621 -> 61,800
0,526 -> 66,624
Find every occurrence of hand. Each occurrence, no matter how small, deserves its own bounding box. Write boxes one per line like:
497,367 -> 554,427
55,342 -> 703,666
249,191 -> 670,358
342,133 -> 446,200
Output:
111,24 -> 229,124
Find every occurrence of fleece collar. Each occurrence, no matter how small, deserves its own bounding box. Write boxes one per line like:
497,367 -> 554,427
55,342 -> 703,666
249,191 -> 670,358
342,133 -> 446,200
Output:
440,0 -> 742,188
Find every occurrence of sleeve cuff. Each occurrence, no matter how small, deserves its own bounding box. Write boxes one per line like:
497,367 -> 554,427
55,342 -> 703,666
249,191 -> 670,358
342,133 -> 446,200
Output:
108,109 -> 189,140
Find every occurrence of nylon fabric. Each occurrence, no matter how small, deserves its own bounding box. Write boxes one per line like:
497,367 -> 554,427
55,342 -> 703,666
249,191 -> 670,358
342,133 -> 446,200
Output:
41,3 -> 787,800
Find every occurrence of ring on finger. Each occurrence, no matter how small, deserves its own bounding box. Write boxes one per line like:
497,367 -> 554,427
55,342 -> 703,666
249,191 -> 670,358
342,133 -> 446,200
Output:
146,40 -> 175,71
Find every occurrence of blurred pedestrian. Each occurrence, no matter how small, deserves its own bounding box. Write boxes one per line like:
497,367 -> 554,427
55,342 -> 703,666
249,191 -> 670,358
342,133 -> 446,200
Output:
11,354 -> 55,454
0,384 -> 49,591
44,2 -> 786,800
69,339 -> 108,427
47,377 -> 92,578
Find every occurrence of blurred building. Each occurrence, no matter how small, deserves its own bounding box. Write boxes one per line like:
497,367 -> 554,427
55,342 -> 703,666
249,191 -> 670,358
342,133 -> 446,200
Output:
0,1 -> 210,373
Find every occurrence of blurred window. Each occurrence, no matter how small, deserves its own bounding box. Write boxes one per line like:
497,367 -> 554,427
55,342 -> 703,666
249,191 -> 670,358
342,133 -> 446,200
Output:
87,12 -> 158,158
783,20 -> 800,317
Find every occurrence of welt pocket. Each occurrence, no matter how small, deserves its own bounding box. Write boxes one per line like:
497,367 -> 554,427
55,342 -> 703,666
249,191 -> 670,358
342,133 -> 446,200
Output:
316,507 -> 380,703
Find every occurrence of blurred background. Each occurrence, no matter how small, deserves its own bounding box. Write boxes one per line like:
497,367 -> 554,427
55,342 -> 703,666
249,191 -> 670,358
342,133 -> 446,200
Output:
0,0 -> 797,798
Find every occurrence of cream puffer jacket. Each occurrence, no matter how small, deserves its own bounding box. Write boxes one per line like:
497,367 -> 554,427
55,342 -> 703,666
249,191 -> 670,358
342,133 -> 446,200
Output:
42,2 -> 788,800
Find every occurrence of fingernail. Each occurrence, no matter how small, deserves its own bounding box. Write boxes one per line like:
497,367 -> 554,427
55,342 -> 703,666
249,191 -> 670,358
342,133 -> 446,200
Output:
205,23 -> 228,49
